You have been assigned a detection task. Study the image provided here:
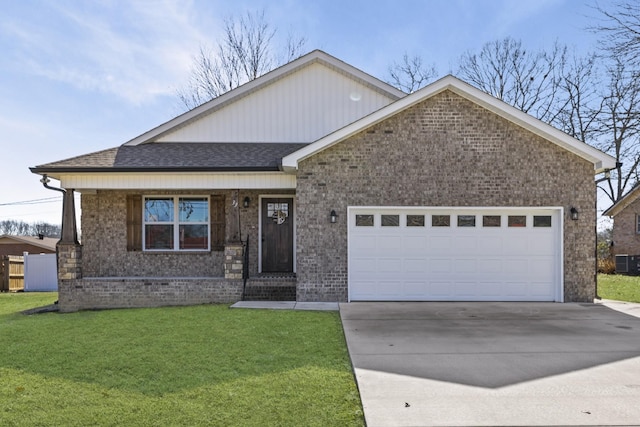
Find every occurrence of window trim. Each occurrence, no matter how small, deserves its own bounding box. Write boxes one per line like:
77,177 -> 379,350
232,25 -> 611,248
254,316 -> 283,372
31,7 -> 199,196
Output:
143,195 -> 211,252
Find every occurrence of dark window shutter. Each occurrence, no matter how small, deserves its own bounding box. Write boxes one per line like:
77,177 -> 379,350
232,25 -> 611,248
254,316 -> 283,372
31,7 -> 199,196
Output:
126,195 -> 142,251
211,195 -> 225,251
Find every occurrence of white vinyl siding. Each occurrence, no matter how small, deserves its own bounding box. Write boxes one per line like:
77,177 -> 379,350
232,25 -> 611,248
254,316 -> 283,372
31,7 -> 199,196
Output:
156,63 -> 395,143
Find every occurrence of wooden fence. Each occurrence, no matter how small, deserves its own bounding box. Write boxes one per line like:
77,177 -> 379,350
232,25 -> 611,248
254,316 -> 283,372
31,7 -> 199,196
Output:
0,256 -> 24,292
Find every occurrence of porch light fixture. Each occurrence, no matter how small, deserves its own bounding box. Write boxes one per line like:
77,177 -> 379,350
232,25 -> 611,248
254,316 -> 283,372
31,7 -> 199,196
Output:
570,207 -> 579,221
330,210 -> 337,223
243,196 -> 250,208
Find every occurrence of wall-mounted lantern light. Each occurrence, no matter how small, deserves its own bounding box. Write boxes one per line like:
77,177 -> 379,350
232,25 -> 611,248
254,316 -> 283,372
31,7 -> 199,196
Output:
243,197 -> 250,208
570,207 -> 579,221
330,210 -> 337,223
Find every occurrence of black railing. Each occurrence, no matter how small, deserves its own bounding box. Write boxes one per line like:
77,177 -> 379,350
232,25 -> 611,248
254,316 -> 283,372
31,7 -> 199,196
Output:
241,235 -> 249,301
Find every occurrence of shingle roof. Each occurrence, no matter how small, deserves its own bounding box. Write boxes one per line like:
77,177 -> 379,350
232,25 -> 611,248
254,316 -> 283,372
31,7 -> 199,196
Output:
602,183 -> 640,217
0,235 -> 58,251
31,143 -> 309,173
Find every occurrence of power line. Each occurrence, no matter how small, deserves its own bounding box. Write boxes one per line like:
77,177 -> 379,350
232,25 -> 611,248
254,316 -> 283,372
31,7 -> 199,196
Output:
0,196 -> 62,207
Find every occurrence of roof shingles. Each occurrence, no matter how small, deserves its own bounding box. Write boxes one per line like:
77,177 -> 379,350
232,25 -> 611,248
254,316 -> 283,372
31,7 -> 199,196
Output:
32,143 -> 308,172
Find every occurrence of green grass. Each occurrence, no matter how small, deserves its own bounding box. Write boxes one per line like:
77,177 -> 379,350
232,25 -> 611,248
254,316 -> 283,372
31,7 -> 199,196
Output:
598,274 -> 640,303
0,293 -> 363,426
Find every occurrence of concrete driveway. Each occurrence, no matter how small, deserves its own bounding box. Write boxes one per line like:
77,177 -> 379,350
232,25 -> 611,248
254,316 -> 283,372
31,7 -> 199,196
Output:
339,301 -> 640,426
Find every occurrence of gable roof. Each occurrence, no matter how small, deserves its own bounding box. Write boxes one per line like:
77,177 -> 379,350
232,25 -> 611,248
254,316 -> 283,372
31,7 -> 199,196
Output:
602,184 -> 640,217
0,235 -> 58,252
282,75 -> 616,173
124,50 -> 405,146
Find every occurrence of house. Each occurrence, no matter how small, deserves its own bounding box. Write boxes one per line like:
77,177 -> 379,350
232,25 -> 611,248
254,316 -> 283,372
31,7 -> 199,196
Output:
0,235 -> 57,257
603,184 -> 640,258
30,50 -> 615,312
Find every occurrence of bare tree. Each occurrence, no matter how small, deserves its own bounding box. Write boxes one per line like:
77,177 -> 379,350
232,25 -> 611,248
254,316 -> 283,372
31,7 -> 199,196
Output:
595,58 -> 640,203
457,37 -> 567,123
551,52 -> 603,144
0,220 -> 60,238
387,52 -> 438,93
592,1 -> 640,68
589,1 -> 640,202
177,10 -> 306,110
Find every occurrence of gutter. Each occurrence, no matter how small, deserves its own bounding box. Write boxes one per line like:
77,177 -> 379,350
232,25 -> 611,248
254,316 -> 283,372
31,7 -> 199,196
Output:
39,174 -> 79,245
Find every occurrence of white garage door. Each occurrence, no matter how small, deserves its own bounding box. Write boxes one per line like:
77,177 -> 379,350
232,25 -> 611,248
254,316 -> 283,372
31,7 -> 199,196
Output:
348,207 -> 563,302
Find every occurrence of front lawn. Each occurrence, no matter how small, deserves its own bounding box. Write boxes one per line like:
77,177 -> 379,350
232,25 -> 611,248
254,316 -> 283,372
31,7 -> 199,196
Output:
598,274 -> 640,303
0,293 -> 363,426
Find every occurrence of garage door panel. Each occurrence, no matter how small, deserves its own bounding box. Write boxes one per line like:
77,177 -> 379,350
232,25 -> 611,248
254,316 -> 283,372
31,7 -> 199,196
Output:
403,235 -> 426,252
479,281 -> 503,297
505,282 -> 528,297
478,236 -> 502,252
430,281 -> 454,297
503,258 -> 528,276
530,282 -> 555,297
478,259 -> 502,274
503,237 -> 528,253
454,281 -> 478,297
528,236 -> 555,254
431,258 -> 452,273
403,258 -> 428,273
378,258 -> 401,273
378,234 -> 402,245
351,257 -> 377,274
429,236 -> 452,254
403,281 -> 428,297
349,208 -> 561,302
455,258 -> 477,273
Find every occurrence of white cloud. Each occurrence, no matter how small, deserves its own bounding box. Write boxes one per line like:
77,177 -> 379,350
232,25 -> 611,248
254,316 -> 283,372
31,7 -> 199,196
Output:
3,0 -> 218,105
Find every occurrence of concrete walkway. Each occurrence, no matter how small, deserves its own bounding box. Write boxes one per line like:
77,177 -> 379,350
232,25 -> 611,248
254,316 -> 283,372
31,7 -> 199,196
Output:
340,301 -> 640,427
230,301 -> 339,311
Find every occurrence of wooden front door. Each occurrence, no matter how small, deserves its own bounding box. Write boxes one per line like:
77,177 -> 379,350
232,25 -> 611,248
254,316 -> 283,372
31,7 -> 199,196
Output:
261,197 -> 294,272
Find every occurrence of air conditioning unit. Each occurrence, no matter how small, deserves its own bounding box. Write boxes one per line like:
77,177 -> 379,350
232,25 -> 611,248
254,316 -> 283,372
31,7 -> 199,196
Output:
615,255 -> 640,275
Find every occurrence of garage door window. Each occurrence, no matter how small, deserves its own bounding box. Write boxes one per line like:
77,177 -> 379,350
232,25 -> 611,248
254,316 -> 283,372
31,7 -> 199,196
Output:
483,215 -> 501,227
534,216 -> 552,227
508,215 -> 527,227
432,215 -> 450,227
407,215 -> 425,227
356,214 -> 374,226
381,215 -> 400,226
458,215 -> 476,227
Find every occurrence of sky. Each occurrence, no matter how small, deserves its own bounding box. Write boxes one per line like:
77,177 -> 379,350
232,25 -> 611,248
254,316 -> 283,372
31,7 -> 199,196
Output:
0,0 -> 615,229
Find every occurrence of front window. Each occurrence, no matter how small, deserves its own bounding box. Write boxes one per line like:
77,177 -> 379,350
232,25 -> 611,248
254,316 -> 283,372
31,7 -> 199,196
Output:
144,196 -> 209,251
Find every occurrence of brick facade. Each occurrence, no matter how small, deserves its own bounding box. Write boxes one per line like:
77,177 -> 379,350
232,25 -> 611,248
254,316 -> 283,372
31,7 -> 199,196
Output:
611,197 -> 640,256
60,189 -> 292,311
57,278 -> 242,313
295,90 -> 596,302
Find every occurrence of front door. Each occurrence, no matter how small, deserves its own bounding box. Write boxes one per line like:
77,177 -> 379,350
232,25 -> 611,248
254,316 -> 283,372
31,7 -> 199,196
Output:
261,197 -> 294,272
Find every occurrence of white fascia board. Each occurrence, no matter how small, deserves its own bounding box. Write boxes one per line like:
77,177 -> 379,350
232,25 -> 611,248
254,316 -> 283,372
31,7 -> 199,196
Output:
602,185 -> 640,217
283,75 -> 616,173
58,172 -> 296,191
124,50 -> 404,146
